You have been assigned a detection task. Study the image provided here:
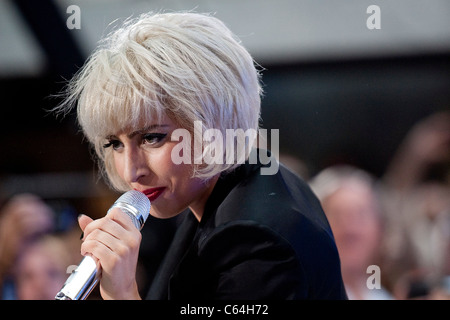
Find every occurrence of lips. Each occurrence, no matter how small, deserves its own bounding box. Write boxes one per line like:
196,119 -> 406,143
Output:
139,187 -> 166,202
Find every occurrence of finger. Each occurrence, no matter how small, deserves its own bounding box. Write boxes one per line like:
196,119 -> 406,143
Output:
82,228 -> 120,254
80,231 -> 133,272
82,216 -> 126,242
78,214 -> 94,233
106,207 -> 138,231
106,209 -> 142,250
81,237 -> 119,270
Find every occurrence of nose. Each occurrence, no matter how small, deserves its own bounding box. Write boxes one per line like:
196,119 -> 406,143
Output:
122,144 -> 150,185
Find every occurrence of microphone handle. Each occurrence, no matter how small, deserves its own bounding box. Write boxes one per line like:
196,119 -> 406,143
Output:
55,256 -> 99,300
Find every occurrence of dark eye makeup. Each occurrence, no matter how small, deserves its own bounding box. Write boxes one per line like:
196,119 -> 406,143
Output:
103,139 -> 122,150
143,133 -> 168,145
102,132 -> 168,150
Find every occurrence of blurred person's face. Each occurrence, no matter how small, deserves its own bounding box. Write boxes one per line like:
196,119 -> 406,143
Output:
322,183 -> 382,275
3,194 -> 54,240
15,246 -> 67,300
107,114 -> 217,221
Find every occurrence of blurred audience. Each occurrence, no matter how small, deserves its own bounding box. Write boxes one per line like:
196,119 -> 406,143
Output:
13,234 -> 72,300
380,111 -> 450,299
310,166 -> 393,300
307,111 -> 450,300
0,193 -> 82,299
0,193 -> 55,299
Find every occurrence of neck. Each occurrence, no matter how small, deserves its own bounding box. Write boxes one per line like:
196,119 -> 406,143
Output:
189,175 -> 219,222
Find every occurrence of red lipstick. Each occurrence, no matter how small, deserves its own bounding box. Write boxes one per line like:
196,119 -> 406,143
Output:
140,187 -> 166,202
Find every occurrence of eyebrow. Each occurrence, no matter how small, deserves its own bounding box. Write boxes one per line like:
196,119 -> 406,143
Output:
127,124 -> 170,139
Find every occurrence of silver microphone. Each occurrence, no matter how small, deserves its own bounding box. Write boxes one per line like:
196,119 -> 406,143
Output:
55,190 -> 151,300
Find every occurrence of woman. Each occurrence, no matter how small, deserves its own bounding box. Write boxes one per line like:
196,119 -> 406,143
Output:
56,12 -> 346,300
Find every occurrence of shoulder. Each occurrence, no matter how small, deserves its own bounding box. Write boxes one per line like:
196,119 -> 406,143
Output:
200,163 -> 346,298
213,162 -> 334,246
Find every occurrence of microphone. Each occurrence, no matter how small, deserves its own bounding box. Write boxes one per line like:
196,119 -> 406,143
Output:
55,190 -> 151,300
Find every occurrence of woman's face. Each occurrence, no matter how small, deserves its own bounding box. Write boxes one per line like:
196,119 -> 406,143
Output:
105,114 -> 216,220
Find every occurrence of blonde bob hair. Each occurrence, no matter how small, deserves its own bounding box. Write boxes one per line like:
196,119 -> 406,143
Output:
56,12 -> 263,191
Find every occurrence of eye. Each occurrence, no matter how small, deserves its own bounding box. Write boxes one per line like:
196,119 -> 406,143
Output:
103,139 -> 123,151
143,133 -> 167,146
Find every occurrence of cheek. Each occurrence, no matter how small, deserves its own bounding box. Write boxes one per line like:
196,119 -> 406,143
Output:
113,154 -> 124,178
148,143 -> 193,184
157,147 -> 181,175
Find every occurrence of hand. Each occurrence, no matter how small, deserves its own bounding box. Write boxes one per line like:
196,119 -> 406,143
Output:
78,209 -> 142,300
383,111 -> 450,190
403,111 -> 450,165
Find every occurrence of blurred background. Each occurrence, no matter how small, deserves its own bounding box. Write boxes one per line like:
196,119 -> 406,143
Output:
0,0 -> 449,299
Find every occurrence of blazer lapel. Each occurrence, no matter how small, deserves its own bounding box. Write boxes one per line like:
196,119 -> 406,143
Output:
146,212 -> 198,299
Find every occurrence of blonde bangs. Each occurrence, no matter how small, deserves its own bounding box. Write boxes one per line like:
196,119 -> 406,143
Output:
77,50 -> 167,148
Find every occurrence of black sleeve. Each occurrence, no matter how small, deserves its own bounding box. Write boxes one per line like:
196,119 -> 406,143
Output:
197,221 -> 308,300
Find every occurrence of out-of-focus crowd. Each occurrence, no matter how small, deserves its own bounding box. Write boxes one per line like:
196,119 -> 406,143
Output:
0,193 -> 82,299
1,111 -> 449,300
309,111 -> 450,299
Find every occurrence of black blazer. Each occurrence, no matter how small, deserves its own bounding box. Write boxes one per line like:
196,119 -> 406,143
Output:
146,153 -> 347,300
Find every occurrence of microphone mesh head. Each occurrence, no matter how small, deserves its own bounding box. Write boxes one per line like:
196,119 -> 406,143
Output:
115,190 -> 151,223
